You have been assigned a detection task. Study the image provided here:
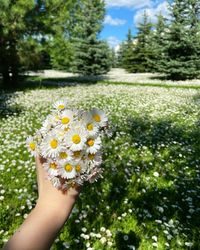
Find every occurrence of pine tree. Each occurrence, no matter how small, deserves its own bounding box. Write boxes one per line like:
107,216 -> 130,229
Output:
110,48 -> 117,68
158,0 -> 200,80
72,0 -> 111,75
150,13 -> 167,72
117,42 -> 126,67
119,29 -> 135,72
49,35 -> 75,71
128,11 -> 154,73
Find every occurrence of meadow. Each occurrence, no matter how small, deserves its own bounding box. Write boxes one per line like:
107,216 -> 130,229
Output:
0,82 -> 200,249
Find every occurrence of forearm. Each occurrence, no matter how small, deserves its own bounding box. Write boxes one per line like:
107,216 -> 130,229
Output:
3,187 -> 80,250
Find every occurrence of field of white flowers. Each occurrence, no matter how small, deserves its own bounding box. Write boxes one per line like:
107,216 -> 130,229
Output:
0,83 -> 200,249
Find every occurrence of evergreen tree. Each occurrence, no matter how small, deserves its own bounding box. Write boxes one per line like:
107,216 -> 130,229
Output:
72,0 -> 111,75
119,29 -> 135,72
110,48 -> 117,68
117,42 -> 126,67
49,35 -> 75,71
150,13 -> 167,72
158,0 -> 200,80
48,0 -> 81,71
127,11 -> 154,73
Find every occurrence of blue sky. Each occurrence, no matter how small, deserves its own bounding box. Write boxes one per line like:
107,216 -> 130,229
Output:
101,0 -> 169,49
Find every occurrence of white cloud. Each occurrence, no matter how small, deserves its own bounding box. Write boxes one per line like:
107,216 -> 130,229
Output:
104,15 -> 126,26
134,1 -> 170,25
107,36 -> 121,50
105,0 -> 151,9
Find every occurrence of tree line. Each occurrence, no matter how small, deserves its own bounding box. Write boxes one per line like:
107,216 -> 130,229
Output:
118,0 -> 200,80
1,0 -> 200,89
0,0 -> 113,88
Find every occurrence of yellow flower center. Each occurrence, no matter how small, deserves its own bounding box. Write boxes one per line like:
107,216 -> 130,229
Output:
87,123 -> 94,131
50,139 -> 58,149
72,134 -> 81,144
29,142 -> 36,151
59,152 -> 68,159
73,151 -> 81,158
88,153 -> 95,160
61,117 -> 70,124
87,139 -> 94,147
75,165 -> 81,172
65,164 -> 73,172
64,127 -> 70,132
50,162 -> 57,169
93,114 -> 101,122
58,104 -> 65,110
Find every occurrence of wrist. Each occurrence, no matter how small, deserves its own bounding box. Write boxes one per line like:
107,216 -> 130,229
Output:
36,185 -> 82,219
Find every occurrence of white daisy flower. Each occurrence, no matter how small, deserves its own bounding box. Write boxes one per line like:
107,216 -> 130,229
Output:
43,160 -> 59,177
86,136 -> 101,154
53,100 -> 68,111
26,136 -> 37,156
82,111 -> 99,136
57,110 -> 75,128
74,160 -> 87,174
51,176 -> 62,189
40,133 -> 64,158
86,152 -> 102,166
71,150 -> 84,161
57,150 -> 73,162
34,131 -> 43,144
61,182 -> 69,191
51,127 -> 67,140
74,178 -> 84,186
65,127 -> 87,151
87,167 -> 103,183
40,114 -> 59,135
58,161 -> 76,179
90,108 -> 108,128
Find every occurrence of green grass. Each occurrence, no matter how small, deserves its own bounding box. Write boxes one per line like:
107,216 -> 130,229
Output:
0,83 -> 200,249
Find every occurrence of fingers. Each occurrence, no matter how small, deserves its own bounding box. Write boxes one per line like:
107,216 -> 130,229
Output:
35,155 -> 48,196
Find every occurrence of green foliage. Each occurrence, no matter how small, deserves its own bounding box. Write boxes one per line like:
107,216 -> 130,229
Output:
118,29 -> 135,72
149,13 -> 168,72
0,0 -> 35,87
110,48 -> 117,68
131,11 -> 154,73
49,36 -> 75,71
157,0 -> 200,80
119,0 -> 200,80
0,0 -> 76,88
119,12 -> 155,73
72,0 -> 111,75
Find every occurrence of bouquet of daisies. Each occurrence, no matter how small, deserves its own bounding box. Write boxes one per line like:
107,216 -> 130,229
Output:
26,100 -> 108,190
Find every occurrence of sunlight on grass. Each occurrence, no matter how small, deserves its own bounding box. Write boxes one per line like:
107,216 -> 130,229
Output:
0,84 -> 200,249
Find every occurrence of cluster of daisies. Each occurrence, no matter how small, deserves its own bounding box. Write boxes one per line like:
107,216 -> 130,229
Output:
26,100 -> 108,190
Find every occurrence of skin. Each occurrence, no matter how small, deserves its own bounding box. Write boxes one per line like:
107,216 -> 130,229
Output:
2,156 -> 81,250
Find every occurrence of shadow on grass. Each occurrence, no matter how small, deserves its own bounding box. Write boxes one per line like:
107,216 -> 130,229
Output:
0,73 -> 108,118
0,73 -> 109,91
66,107 -> 200,249
0,91 -> 23,118
18,74 -> 108,91
115,230 -> 140,250
127,114 -> 200,241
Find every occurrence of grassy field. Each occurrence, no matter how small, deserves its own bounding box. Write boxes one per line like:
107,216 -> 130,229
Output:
0,82 -> 200,249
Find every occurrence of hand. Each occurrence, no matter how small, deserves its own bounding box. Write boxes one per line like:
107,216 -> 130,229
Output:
35,155 -> 81,213
3,155 -> 82,250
